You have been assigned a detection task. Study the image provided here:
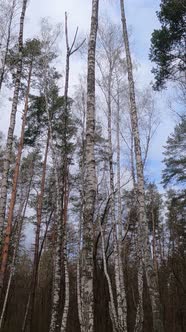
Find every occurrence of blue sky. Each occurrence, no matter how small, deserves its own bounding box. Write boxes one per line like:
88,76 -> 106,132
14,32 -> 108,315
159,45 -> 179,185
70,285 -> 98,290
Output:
0,0 -> 177,188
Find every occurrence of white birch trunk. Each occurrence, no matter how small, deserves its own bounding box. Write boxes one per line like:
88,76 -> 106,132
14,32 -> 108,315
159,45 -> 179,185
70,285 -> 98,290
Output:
116,88 -> 128,331
60,15 -> 84,329
46,93 -> 62,332
0,0 -> 17,92
60,238 -> 70,332
77,238 -> 82,330
81,1 -> 99,331
134,258 -> 143,332
107,67 -> 127,331
120,1 -> 164,331
0,0 -> 27,242
77,97 -> 86,331
0,56 -> 32,294
99,217 -> 118,331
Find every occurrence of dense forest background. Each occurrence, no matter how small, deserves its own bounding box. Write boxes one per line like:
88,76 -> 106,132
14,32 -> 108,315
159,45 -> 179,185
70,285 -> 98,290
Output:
0,0 -> 185,331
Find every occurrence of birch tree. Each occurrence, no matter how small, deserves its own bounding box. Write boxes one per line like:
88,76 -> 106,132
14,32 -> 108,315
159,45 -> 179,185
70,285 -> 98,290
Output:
96,20 -> 128,330
0,0 -> 27,247
60,13 -> 84,332
0,0 -> 17,91
81,1 -> 99,331
120,1 -> 164,331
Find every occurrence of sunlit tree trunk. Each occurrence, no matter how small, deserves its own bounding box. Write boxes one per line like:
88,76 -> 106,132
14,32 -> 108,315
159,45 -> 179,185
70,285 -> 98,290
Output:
81,1 -> 99,331
120,1 -> 164,331
0,0 -> 27,243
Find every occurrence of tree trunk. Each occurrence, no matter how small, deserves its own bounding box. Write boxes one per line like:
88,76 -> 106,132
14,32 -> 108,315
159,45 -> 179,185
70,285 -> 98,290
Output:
60,176 -> 69,332
99,217 -> 118,332
46,93 -> 62,332
0,56 -> 32,295
151,200 -> 158,276
130,130 -> 144,331
0,165 -> 33,329
77,215 -> 83,330
120,1 -> 164,331
23,129 -> 50,332
77,96 -> 86,331
116,85 -> 128,331
134,258 -> 144,332
108,90 -> 124,332
0,0 -> 27,242
0,0 -> 16,92
81,1 -> 99,331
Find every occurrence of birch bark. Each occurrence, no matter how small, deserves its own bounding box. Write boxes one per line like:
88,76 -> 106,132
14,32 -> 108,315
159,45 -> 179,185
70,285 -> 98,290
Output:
99,217 -> 118,332
46,90 -> 62,332
116,82 -> 128,331
107,75 -> 127,331
81,1 -> 99,331
60,14 -> 85,329
130,132 -> 144,332
0,0 -> 16,92
77,93 -> 86,331
0,0 -> 27,242
60,177 -> 69,332
120,1 -> 164,331
61,13 -> 84,332
0,56 -> 31,294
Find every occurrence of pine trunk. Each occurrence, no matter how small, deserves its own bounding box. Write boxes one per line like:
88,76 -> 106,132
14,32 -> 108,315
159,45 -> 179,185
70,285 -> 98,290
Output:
120,1 -> 164,331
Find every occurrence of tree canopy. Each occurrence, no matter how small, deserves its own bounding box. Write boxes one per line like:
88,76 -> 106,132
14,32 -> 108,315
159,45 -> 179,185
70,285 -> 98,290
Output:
150,0 -> 186,90
162,114 -> 186,186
